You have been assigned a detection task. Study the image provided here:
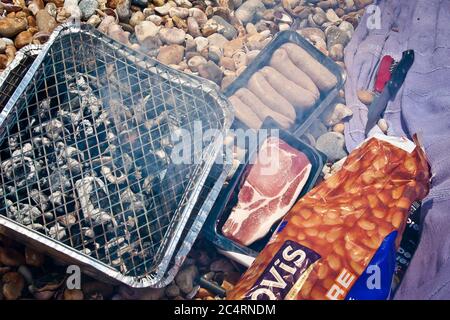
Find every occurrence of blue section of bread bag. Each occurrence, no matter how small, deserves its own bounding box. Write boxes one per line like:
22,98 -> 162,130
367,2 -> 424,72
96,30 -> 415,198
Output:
345,231 -> 398,300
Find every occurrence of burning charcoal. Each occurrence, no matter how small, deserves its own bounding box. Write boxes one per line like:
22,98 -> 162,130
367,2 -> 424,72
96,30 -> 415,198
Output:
38,98 -> 52,120
29,223 -> 49,233
49,223 -> 66,240
56,143 -> 84,162
46,171 -> 72,193
30,189 -> 49,211
81,248 -> 92,256
1,156 -> 38,188
76,119 -> 94,137
11,143 -> 33,158
82,227 -> 95,239
57,212 -> 77,227
95,111 -> 112,128
75,176 -> 113,225
45,119 -> 67,140
48,191 -> 64,207
101,166 -> 127,185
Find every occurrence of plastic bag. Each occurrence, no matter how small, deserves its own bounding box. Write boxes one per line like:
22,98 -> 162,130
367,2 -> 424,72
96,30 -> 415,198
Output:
227,135 -> 430,300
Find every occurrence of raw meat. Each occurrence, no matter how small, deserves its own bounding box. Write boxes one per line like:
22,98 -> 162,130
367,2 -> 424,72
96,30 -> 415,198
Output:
222,137 -> 312,246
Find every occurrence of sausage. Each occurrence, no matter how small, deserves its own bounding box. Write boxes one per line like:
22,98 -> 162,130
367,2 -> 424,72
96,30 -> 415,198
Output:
259,66 -> 317,110
247,72 -> 296,120
282,43 -> 337,92
235,88 -> 294,129
229,95 -> 263,129
270,48 -> 320,99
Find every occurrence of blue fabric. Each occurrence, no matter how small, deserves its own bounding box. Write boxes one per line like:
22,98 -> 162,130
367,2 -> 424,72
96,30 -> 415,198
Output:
343,0 -> 450,299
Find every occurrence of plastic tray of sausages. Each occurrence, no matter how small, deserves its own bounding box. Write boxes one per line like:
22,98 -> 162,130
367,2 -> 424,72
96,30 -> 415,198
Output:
224,30 -> 346,138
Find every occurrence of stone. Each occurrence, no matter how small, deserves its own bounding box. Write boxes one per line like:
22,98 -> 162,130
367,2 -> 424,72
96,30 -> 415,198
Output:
79,0 -> 98,20
189,7 -> 208,26
44,3 -> 57,18
219,56 -> 235,71
152,0 -> 165,6
175,0 -> 192,7
185,38 -> 197,51
0,39 -> 7,54
63,289 -> 84,300
169,7 -> 189,19
198,60 -> 223,84
357,90 -> 374,105
339,20 -> 355,39
187,17 -> 201,37
333,123 -> 345,134
97,15 -> 115,33
0,17 -> 27,38
208,45 -> 222,63
187,55 -> 207,72
17,265 -> 33,284
378,119 -> 388,134
201,18 -> 218,37
308,120 -> 328,139
28,0 -> 45,15
274,11 -> 292,24
172,16 -> 188,30
354,0 -> 372,10
146,14 -> 163,25
157,44 -> 184,64
235,0 -> 265,24
87,14 -> 102,26
159,27 -> 186,45
63,0 -> 82,19
325,8 -> 341,23
315,132 -> 348,162
207,32 -> 228,49
245,22 -> 258,35
24,247 -> 45,267
221,74 -> 236,90
246,49 -> 259,64
116,0 -> 131,22
135,20 -> 160,43
210,258 -> 235,273
194,36 -> 208,52
223,37 -> 243,57
323,103 -> 353,126
14,30 -> 33,49
212,15 -> 237,40
82,281 -> 114,299
131,0 -> 148,7
154,2 -> 175,15
232,50 -> 246,69
107,24 -> 131,45
165,283 -> 181,298
129,11 -> 145,27
325,25 -> 350,49
0,247 -> 25,266
2,272 -> 25,300
312,11 -> 327,25
278,23 -> 290,31
175,265 -> 199,295
329,43 -> 344,61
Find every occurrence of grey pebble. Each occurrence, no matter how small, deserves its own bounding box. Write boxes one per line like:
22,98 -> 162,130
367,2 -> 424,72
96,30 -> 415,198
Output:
315,132 -> 348,162
79,0 -> 98,20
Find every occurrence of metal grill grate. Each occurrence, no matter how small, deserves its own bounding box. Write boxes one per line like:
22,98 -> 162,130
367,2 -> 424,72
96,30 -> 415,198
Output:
0,45 -> 41,112
0,24 -> 233,287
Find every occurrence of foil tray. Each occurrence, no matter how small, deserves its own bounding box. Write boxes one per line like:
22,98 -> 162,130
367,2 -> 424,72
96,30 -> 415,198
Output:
0,23 -> 233,288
